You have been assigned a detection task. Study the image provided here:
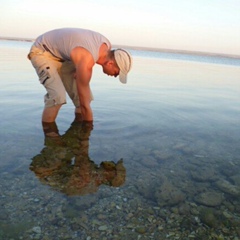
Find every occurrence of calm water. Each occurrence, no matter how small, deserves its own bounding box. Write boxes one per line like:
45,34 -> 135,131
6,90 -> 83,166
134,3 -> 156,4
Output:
0,40 -> 240,239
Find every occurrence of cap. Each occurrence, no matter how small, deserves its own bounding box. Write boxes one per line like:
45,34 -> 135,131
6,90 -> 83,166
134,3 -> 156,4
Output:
114,49 -> 132,84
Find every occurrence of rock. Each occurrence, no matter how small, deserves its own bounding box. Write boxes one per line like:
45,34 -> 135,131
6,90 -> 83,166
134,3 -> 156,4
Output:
220,164 -> 239,177
215,179 -> 240,197
222,210 -> 233,219
155,179 -> 186,206
64,205 -> 79,218
194,191 -> 224,207
153,151 -> 172,160
190,167 -> 217,182
230,174 -> 240,186
135,227 -> 147,234
98,225 -> 108,231
178,203 -> 191,215
199,208 -> 218,227
141,156 -> 159,167
97,214 -> 107,220
69,195 -> 97,210
32,226 -> 41,234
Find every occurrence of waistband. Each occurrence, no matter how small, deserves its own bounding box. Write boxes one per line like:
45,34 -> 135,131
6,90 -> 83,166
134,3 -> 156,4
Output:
42,44 -> 65,62
28,45 -> 65,62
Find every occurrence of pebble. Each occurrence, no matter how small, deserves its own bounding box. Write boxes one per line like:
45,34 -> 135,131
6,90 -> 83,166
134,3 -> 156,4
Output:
98,225 -> 108,231
188,234 -> 196,238
32,226 -> 41,234
223,211 -> 232,219
135,227 -> 147,234
97,214 -> 106,220
158,226 -> 164,231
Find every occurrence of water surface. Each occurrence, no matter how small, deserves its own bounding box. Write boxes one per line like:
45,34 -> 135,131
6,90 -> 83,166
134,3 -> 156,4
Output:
0,40 -> 240,239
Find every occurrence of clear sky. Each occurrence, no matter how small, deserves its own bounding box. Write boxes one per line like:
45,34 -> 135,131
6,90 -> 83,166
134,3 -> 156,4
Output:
1,0 -> 240,55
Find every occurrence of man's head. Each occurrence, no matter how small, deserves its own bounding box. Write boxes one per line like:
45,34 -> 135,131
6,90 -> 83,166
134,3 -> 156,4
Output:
103,49 -> 132,83
114,49 -> 132,83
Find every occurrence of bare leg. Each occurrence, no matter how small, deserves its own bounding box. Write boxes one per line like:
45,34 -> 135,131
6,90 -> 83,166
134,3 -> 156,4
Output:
41,105 -> 62,137
42,105 -> 62,122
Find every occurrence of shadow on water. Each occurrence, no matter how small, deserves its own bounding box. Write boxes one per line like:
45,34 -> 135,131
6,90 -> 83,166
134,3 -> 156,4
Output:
30,122 -> 126,196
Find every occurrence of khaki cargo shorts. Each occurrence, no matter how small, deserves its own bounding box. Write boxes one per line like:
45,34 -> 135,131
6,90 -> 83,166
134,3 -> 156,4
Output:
28,46 -> 93,109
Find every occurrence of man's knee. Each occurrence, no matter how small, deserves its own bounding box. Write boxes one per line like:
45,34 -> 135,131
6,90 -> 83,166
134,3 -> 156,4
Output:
44,92 -> 66,108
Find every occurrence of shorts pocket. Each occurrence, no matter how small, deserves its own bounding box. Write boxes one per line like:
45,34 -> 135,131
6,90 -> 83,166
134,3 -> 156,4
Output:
30,55 -> 53,86
37,66 -> 51,85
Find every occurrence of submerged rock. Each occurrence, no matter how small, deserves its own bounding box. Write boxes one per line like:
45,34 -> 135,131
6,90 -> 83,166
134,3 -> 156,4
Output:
194,191 -> 224,207
32,226 -> 41,234
190,167 -> 217,182
178,203 -> 191,215
98,225 -> 108,231
230,174 -> 240,186
141,156 -> 159,168
135,226 -> 147,234
155,178 -> 186,206
199,208 -> 218,228
215,179 -> 240,197
220,163 -> 239,177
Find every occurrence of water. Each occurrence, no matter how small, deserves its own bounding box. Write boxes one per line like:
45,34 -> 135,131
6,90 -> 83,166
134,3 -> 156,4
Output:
0,40 -> 240,239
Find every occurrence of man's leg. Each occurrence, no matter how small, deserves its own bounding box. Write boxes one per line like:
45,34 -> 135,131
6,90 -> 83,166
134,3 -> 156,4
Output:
42,105 -> 62,137
42,105 -> 62,122
29,50 -> 66,136
60,61 -> 82,122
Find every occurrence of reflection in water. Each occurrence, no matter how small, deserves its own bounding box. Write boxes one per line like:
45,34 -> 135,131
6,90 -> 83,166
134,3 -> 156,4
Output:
30,122 -> 126,196
1,41 -> 240,239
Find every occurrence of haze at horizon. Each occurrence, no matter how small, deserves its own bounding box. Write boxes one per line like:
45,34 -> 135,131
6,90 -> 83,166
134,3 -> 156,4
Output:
0,0 -> 239,55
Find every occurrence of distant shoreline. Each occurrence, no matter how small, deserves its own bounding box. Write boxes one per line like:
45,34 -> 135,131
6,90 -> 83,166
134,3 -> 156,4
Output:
0,36 -> 34,42
120,45 -> 240,60
1,36 -> 240,59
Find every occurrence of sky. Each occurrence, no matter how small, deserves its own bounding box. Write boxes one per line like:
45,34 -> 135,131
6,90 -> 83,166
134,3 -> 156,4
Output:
1,0 -> 240,55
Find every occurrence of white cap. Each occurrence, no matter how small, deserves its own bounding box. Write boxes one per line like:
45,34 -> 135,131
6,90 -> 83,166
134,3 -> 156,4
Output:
114,49 -> 132,84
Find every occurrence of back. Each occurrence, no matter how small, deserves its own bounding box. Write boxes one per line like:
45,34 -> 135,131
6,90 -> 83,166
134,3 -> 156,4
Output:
33,28 -> 111,62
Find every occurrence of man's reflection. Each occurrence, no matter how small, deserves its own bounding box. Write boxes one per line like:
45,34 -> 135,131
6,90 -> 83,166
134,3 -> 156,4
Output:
30,122 -> 126,196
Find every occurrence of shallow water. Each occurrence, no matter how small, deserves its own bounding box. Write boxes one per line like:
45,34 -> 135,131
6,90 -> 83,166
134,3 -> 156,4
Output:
0,40 -> 240,239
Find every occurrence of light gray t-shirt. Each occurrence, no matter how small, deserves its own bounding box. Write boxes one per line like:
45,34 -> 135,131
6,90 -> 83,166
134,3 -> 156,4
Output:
33,28 -> 111,62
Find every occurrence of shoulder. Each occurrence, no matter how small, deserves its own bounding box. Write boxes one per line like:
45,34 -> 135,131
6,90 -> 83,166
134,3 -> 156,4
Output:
70,47 -> 95,66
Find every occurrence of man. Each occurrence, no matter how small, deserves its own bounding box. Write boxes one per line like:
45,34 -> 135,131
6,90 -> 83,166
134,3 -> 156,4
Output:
28,28 -> 132,137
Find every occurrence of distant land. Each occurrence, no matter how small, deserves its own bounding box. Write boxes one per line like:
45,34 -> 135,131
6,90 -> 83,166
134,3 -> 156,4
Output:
1,36 -> 240,59
0,36 -> 34,42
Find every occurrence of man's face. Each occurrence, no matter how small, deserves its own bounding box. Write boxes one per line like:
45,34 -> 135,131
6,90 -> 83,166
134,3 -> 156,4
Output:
102,61 -> 120,78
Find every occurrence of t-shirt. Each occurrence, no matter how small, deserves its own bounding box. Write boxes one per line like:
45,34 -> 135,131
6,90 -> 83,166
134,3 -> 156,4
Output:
33,28 -> 111,62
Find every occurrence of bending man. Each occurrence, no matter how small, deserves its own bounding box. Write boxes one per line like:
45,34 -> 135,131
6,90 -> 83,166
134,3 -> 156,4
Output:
28,28 -> 132,136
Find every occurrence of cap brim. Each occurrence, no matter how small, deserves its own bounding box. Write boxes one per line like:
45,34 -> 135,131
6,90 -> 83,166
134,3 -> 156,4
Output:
119,71 -> 127,84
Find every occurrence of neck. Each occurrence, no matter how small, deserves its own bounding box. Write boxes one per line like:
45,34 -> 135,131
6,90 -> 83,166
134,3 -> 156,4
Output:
96,43 -> 109,65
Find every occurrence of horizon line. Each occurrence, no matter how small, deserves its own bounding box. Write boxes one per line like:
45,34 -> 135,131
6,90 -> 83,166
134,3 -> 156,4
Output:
1,36 -> 240,59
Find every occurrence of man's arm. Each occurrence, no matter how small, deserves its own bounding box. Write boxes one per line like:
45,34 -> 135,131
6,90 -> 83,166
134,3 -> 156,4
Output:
70,47 -> 95,122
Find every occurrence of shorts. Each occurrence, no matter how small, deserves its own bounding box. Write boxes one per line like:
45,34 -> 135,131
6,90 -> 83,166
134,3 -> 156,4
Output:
28,46 -> 93,109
